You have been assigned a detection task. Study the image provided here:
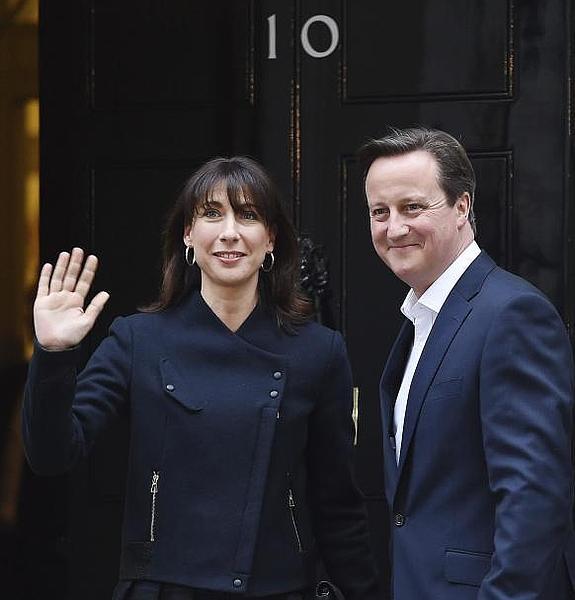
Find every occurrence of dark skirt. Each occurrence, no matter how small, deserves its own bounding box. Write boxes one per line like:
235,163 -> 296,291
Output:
113,580 -> 307,600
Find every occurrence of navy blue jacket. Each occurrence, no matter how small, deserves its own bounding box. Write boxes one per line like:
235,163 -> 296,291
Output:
23,291 -> 380,598
381,252 -> 575,600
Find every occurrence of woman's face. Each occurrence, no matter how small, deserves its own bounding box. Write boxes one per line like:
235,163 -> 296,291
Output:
184,186 -> 275,296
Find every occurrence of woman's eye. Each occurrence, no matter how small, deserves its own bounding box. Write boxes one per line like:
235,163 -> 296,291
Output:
241,210 -> 258,220
203,208 -> 220,218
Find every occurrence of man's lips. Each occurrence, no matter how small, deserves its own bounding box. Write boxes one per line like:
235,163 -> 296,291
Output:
388,243 -> 419,250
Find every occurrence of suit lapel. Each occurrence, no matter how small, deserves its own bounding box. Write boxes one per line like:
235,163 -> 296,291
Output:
395,292 -> 471,474
394,251 -> 497,483
380,319 -> 414,419
380,320 -> 414,495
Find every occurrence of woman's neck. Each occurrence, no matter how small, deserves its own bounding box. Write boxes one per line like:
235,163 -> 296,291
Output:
200,283 -> 259,332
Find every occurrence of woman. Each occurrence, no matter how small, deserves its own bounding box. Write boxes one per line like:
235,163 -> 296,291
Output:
23,157 -> 381,600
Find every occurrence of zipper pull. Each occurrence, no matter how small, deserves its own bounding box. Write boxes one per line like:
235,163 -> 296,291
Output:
288,488 -> 296,508
151,471 -> 159,494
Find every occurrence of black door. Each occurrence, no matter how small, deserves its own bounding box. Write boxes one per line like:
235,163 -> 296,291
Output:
26,0 -> 573,597
259,0 -> 573,590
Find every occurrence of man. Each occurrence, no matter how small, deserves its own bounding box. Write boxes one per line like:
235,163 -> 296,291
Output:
359,127 -> 575,599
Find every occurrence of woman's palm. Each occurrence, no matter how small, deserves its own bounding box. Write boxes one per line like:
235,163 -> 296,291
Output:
34,248 -> 110,350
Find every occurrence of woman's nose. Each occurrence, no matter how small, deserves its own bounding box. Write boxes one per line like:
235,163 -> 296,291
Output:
219,214 -> 240,240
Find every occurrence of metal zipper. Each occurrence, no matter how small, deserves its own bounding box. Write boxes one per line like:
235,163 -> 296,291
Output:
287,478 -> 303,553
150,471 -> 160,542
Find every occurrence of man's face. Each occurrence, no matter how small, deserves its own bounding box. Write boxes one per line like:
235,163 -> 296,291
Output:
365,150 -> 472,297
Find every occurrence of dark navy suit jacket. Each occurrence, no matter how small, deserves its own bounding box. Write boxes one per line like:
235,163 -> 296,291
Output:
23,291 -> 380,599
381,252 -> 575,600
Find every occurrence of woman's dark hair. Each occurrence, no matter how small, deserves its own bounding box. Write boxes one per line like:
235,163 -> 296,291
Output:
142,156 -> 312,330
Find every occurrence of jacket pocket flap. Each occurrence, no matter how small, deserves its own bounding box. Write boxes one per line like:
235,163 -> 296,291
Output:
427,378 -> 462,401
445,549 -> 492,587
159,358 -> 206,412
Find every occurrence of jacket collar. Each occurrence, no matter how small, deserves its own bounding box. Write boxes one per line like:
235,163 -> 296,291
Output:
170,290 -> 284,353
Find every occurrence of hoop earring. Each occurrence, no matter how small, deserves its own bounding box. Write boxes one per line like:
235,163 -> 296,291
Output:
185,245 -> 196,266
260,251 -> 275,273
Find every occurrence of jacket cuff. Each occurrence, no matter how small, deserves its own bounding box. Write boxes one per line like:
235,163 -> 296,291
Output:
31,339 -> 80,381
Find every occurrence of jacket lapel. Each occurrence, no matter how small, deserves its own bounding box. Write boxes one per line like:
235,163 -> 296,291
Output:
394,251 -> 497,483
380,320 -> 414,432
395,293 -> 471,475
380,320 -> 414,495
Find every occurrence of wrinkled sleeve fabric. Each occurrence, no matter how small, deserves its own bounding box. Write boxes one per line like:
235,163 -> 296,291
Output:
478,292 -> 574,599
23,317 -> 133,475
307,331 -> 384,600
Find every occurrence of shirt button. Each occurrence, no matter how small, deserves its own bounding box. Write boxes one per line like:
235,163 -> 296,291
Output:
273,371 -> 282,380
166,384 -> 175,392
270,390 -> 279,398
233,578 -> 242,588
394,513 -> 406,527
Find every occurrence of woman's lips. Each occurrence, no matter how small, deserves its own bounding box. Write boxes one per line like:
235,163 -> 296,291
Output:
213,251 -> 246,262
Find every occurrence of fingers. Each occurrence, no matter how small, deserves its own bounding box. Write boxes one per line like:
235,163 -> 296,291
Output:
36,263 -> 53,298
74,254 -> 99,299
62,247 -> 85,291
44,248 -> 99,298
49,251 -> 71,293
84,291 -> 110,323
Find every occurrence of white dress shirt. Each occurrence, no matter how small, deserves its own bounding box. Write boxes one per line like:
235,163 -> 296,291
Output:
393,241 -> 481,463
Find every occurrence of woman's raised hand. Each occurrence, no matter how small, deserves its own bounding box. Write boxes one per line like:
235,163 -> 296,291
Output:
34,248 -> 110,350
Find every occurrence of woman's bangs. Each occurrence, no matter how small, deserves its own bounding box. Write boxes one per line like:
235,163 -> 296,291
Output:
224,172 -> 273,225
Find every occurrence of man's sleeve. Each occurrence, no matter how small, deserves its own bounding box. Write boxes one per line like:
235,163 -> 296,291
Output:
478,291 -> 574,598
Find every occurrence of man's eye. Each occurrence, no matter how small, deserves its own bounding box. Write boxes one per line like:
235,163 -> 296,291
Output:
371,207 -> 388,218
406,203 -> 423,212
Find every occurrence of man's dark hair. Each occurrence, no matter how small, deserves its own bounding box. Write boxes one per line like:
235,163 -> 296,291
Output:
358,127 -> 477,234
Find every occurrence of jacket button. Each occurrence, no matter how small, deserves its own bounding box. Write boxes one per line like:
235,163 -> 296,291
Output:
394,513 -> 406,527
166,384 -> 175,392
270,390 -> 279,398
273,371 -> 282,380
233,578 -> 242,588
389,435 -> 396,450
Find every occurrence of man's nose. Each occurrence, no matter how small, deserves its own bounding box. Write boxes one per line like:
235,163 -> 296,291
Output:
386,211 -> 409,240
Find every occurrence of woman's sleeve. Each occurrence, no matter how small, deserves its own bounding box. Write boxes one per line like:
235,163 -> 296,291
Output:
22,316 -> 133,475
307,331 -> 384,600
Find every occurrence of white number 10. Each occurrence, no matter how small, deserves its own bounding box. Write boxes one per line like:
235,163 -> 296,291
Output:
267,14 -> 340,60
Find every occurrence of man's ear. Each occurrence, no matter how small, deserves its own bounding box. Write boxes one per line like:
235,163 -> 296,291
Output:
455,193 -> 471,227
